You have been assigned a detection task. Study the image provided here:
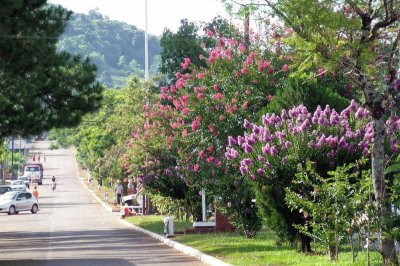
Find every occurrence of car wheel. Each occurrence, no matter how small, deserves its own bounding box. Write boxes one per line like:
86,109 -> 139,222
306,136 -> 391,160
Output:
31,204 -> 38,214
8,205 -> 16,215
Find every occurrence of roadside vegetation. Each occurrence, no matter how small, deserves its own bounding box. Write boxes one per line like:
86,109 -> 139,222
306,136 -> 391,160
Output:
127,215 -> 382,266
47,1 -> 400,265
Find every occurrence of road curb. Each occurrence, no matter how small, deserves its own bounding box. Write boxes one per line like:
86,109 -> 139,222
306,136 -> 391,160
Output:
74,157 -> 113,212
119,219 -> 232,266
74,159 -> 231,266
80,179 -> 113,212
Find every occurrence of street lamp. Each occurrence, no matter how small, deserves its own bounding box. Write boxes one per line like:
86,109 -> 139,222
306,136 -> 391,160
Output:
144,0 -> 149,80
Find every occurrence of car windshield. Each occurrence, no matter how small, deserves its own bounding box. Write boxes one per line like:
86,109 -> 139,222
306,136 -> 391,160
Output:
26,167 -> 39,171
0,192 -> 17,200
0,187 -> 10,193
11,181 -> 22,185
17,176 -> 27,180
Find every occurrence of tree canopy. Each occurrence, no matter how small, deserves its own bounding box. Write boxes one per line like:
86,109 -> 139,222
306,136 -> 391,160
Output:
0,0 -> 103,138
57,9 -> 161,88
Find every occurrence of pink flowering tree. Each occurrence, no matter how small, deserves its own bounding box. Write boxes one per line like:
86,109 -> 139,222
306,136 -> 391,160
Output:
155,26 -> 299,235
125,100 -> 205,220
227,100 -> 400,251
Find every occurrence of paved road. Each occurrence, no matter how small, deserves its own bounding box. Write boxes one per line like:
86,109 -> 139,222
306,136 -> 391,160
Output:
0,141 -> 205,266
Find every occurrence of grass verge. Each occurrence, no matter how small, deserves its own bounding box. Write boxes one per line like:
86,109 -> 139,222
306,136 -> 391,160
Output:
126,215 -> 383,266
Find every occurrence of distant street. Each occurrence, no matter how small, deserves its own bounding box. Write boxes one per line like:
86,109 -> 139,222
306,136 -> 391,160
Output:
0,141 -> 205,266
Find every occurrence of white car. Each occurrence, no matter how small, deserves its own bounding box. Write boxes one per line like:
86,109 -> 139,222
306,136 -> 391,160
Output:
0,191 -> 39,215
10,180 -> 27,191
17,176 -> 30,189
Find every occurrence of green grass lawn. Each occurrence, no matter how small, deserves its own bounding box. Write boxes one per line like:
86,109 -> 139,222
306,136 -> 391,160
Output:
126,215 -> 383,266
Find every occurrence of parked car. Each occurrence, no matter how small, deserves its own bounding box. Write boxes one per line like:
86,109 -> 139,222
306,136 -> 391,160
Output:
17,176 -> 30,189
0,191 -> 39,215
10,180 -> 27,191
0,186 -> 12,195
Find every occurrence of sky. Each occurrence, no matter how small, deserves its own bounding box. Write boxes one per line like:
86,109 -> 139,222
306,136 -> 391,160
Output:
48,0 -> 230,36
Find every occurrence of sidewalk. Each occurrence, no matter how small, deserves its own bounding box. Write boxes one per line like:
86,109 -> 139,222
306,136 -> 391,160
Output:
75,162 -> 231,266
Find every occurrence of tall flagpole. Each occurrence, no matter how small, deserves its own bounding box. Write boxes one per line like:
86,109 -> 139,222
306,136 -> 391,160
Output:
144,0 -> 149,80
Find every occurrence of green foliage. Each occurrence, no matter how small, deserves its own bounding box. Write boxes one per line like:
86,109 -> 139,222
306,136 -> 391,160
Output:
265,77 -> 350,115
0,1 -> 103,138
160,19 -> 209,81
58,9 -> 161,88
159,17 -> 235,82
285,160 -> 374,260
48,128 -> 76,148
49,142 -> 60,150
125,215 -> 383,265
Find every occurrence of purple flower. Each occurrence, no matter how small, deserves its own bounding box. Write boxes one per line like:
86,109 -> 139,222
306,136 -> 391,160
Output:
262,144 -> 271,154
355,107 -> 364,119
243,119 -> 251,129
242,158 -> 253,166
258,155 -> 265,162
349,99 -> 357,111
284,140 -> 292,149
270,146 -> 278,156
327,150 -> 336,160
262,114 -> 270,126
347,143 -> 355,155
237,136 -> 245,146
281,109 -> 288,120
240,165 -> 249,175
228,136 -> 237,146
225,147 -> 239,160
257,168 -> 265,176
338,137 -> 347,150
324,105 -> 331,116
243,143 -> 253,153
252,125 -> 261,134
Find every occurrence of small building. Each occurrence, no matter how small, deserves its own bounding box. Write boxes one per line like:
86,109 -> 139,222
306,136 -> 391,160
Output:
7,138 -> 32,153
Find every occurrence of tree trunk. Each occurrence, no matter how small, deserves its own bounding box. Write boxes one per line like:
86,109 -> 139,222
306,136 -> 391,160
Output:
372,117 -> 399,266
329,246 -> 338,261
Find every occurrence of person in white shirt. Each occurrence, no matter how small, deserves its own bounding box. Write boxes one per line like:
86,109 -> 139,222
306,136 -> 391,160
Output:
115,180 -> 123,205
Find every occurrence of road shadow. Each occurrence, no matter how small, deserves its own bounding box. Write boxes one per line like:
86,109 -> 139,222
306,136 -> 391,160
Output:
0,229 -> 202,265
0,259 -> 136,266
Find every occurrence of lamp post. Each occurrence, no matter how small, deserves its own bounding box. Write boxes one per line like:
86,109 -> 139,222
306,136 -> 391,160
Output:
11,137 -> 14,179
144,0 -> 149,80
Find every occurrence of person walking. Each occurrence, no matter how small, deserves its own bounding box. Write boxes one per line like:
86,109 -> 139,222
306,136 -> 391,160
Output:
32,186 -> 39,201
51,175 -> 56,191
115,180 -> 123,205
127,178 -> 134,195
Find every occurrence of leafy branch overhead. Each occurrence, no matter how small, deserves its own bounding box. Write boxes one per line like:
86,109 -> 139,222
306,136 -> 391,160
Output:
0,0 -> 104,138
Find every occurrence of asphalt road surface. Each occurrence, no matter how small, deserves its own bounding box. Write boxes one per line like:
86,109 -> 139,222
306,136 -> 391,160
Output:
0,141 -> 206,266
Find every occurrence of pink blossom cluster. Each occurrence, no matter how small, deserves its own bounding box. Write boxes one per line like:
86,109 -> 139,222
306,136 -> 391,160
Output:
181,58 -> 191,69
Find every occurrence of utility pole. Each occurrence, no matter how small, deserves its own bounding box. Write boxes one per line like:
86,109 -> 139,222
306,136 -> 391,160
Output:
144,0 -> 149,80
244,5 -> 250,48
11,137 -> 14,179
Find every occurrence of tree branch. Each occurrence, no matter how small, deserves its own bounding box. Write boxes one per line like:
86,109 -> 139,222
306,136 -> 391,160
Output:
387,30 -> 400,83
347,0 -> 367,18
263,0 -> 308,40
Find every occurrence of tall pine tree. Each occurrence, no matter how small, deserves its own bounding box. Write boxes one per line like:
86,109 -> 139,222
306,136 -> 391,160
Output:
0,0 -> 103,138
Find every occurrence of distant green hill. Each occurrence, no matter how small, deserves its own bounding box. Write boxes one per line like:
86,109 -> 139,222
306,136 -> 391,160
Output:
57,9 -> 161,88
